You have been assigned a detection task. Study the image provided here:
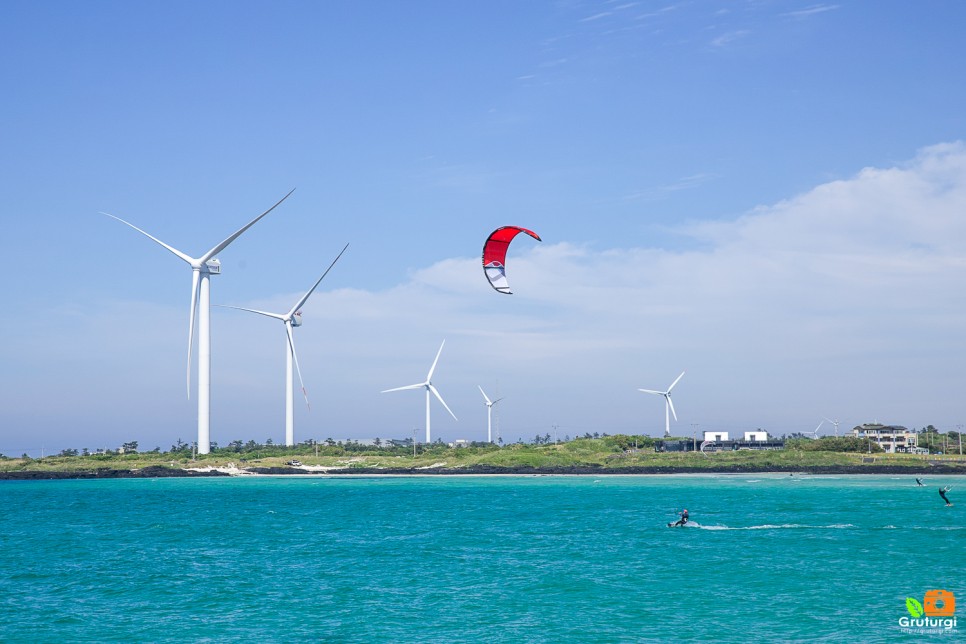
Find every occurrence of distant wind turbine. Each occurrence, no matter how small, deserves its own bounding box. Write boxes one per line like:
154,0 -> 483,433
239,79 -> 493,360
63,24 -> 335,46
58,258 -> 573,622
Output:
103,189 -> 295,454
639,371 -> 685,438
382,340 -> 457,443
478,386 -> 504,444
803,420 -> 823,440
823,417 -> 841,437
217,243 -> 349,447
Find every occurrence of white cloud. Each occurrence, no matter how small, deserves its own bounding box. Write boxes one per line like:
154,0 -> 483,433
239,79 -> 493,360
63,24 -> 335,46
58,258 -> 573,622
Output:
296,142 -> 966,439
711,30 -> 751,48
7,143 -> 966,452
784,5 -> 840,19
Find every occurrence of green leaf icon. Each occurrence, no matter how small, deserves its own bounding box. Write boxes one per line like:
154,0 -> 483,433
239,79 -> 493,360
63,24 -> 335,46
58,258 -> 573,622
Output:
906,597 -> 924,618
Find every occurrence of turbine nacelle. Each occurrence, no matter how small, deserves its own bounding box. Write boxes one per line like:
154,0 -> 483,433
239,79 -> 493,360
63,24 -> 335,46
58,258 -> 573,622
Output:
478,385 -> 503,408
204,258 -> 221,275
292,311 -> 303,327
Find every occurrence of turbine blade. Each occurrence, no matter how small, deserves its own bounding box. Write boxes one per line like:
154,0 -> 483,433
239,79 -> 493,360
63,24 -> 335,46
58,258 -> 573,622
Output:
667,395 -> 678,421
429,384 -> 458,420
478,385 -> 492,405
381,383 -> 425,393
187,270 -> 200,399
286,321 -> 310,410
102,212 -> 194,265
214,304 -> 286,321
492,397 -> 505,405
287,242 -> 350,318
668,371 -> 685,392
427,340 -> 445,380
638,388 -> 663,396
199,188 -> 296,263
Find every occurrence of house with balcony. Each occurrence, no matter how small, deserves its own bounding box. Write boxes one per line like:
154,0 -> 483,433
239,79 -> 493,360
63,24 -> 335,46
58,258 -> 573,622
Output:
851,423 -> 918,454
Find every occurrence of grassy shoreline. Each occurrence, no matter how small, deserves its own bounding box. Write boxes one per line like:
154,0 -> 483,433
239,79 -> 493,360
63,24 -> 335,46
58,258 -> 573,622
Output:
3,440 -> 965,478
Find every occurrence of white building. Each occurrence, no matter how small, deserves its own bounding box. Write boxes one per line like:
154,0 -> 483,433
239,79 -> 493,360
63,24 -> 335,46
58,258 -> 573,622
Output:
703,431 -> 730,442
850,424 -> 918,454
743,431 -> 768,442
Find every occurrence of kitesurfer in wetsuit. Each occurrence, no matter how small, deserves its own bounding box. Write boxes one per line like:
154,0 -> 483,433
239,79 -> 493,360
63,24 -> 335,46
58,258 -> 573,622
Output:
669,509 -> 689,527
916,478 -> 924,486
939,486 -> 952,506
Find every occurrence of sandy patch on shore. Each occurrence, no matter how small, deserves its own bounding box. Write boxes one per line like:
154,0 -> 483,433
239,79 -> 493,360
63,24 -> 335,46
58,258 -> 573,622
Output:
185,463 -> 251,475
417,462 -> 448,469
184,463 -> 345,476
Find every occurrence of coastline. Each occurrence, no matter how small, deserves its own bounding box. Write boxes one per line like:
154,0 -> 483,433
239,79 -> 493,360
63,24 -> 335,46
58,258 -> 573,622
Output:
2,463 -> 966,480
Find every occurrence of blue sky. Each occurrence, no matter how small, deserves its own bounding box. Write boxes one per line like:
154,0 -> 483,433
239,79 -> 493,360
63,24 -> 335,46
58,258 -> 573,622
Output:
2,1 -> 966,455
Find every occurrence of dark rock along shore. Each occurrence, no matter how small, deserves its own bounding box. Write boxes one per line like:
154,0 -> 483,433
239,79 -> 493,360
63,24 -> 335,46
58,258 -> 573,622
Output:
2,463 -> 964,480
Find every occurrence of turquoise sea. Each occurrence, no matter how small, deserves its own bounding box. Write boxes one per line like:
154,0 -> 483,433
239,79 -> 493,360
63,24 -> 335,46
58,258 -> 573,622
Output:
1,474 -> 962,642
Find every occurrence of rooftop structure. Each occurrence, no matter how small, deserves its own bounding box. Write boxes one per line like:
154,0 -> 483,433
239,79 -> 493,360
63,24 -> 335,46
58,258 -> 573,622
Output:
851,423 -> 918,454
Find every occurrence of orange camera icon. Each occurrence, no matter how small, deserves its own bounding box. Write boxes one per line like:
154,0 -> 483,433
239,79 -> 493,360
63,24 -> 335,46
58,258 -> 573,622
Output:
924,589 -> 956,617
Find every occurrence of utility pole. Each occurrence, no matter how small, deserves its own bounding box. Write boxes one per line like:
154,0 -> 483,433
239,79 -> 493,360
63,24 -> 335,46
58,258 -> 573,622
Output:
552,424 -> 559,444
691,423 -> 699,452
412,427 -> 418,458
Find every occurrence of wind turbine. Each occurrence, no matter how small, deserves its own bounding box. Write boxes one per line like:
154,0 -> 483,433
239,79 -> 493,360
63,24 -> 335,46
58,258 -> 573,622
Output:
382,340 -> 457,443
824,417 -> 841,437
217,243 -> 349,447
478,386 -> 504,443
103,189 -> 295,454
803,420 -> 823,440
638,371 -> 685,438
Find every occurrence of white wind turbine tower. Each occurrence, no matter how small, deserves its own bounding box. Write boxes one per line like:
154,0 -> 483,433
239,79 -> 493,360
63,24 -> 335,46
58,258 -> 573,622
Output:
824,417 -> 841,437
217,243 -> 348,447
103,189 -> 294,454
382,340 -> 457,444
638,371 -> 685,438
478,386 -> 504,444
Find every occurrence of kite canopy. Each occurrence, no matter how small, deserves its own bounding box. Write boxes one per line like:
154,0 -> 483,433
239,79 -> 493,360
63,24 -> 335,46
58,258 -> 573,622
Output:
482,226 -> 542,294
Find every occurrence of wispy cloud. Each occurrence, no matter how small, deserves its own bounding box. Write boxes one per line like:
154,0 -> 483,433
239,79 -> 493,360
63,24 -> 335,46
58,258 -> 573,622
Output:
710,29 -> 751,48
784,4 -> 840,19
623,173 -> 718,201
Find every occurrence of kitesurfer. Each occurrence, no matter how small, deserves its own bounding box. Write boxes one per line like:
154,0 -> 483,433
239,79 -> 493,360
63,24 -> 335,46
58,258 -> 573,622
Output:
916,478 -> 924,486
668,508 -> 689,527
939,486 -> 952,506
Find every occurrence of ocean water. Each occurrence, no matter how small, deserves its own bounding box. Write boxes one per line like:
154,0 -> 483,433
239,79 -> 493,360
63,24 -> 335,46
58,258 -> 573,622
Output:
0,474 -> 962,643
